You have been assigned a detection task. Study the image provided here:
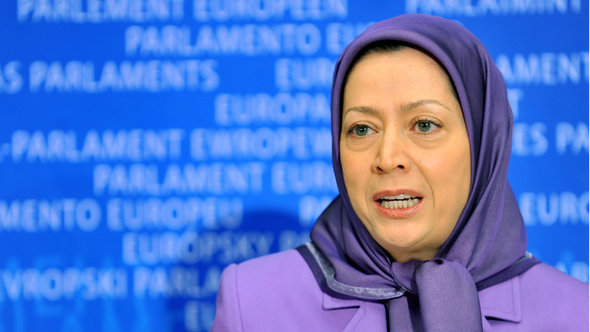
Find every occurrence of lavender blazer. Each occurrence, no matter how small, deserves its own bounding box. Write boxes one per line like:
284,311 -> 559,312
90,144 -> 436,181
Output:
211,249 -> 588,331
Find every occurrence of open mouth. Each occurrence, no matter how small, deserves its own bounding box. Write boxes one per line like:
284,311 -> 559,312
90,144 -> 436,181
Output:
377,194 -> 422,209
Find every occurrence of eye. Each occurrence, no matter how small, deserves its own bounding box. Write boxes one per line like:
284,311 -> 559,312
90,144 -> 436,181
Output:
348,124 -> 374,137
413,119 -> 441,133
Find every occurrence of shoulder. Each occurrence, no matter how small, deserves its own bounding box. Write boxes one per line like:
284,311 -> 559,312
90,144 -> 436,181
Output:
230,248 -> 321,302
519,262 -> 588,313
233,248 -> 315,284
519,262 -> 588,295
210,249 -> 326,331
498,262 -> 587,330
480,262 -> 588,331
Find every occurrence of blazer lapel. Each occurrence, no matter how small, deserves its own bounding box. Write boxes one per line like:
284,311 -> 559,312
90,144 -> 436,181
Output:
479,276 -> 523,323
322,293 -> 387,332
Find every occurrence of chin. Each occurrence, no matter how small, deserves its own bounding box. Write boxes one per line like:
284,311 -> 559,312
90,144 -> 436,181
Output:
368,223 -> 432,260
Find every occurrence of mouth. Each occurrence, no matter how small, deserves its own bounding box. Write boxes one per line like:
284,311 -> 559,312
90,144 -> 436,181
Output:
375,194 -> 422,210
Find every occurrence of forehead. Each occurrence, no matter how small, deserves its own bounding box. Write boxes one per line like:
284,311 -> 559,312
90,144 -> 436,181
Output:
356,46 -> 443,70
342,49 -> 459,107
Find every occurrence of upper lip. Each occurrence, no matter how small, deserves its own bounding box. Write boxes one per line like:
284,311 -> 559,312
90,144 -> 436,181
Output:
373,190 -> 423,201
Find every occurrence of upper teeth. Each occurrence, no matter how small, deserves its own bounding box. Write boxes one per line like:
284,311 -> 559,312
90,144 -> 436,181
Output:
381,194 -> 414,200
380,195 -> 420,209
380,196 -> 420,209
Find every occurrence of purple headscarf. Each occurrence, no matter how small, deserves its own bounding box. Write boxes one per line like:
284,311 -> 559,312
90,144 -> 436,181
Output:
297,14 -> 539,330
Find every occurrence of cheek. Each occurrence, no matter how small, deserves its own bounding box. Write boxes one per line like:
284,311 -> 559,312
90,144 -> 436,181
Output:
421,143 -> 471,197
340,147 -> 371,200
340,149 -> 359,185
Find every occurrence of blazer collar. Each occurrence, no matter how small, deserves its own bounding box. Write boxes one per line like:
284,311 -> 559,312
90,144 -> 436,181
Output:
323,292 -> 365,310
322,276 -> 523,328
479,275 -> 523,323
322,293 -> 387,331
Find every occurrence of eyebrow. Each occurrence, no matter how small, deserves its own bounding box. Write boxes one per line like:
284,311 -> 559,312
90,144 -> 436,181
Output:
343,99 -> 453,118
400,99 -> 453,113
342,106 -> 380,118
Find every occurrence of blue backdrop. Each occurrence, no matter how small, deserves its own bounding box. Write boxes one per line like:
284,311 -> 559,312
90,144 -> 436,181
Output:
1,1 -> 588,331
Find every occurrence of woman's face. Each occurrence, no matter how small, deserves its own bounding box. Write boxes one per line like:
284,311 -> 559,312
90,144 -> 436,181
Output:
340,48 -> 471,262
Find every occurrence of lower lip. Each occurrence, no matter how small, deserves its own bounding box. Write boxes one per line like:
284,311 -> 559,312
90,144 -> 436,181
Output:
373,199 -> 423,218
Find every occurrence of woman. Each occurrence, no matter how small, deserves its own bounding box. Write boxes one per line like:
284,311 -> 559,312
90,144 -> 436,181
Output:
211,14 -> 588,331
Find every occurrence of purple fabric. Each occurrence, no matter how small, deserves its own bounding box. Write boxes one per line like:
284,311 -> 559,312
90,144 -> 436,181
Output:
415,259 -> 482,330
305,13 -> 538,331
211,250 -> 588,331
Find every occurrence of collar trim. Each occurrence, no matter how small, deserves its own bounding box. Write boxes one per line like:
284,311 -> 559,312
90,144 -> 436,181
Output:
303,242 -> 405,301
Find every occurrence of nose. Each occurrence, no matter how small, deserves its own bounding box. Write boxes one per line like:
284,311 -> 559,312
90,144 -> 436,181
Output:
371,133 -> 410,174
